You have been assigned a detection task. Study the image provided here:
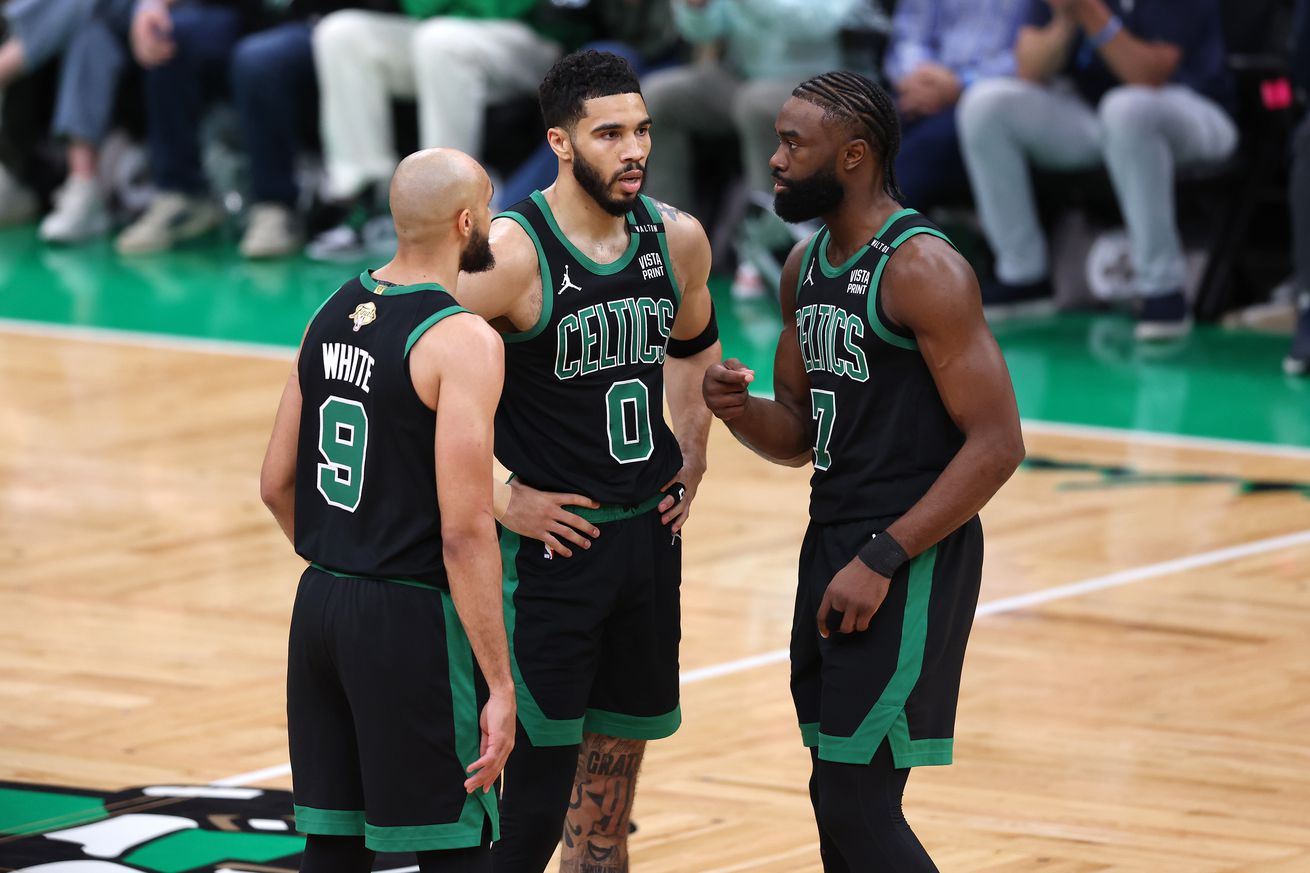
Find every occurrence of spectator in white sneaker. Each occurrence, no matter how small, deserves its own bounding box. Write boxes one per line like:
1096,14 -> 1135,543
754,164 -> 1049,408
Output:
306,0 -> 562,261
0,0 -> 134,238
957,0 -> 1238,340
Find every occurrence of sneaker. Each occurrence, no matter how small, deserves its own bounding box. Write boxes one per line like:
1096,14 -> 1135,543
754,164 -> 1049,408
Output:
980,276 -> 1055,320
306,213 -> 395,262
0,163 -> 38,226
39,176 -> 112,243
1284,290 -> 1310,376
1134,290 -> 1192,341
115,192 -> 221,255
239,202 -> 301,259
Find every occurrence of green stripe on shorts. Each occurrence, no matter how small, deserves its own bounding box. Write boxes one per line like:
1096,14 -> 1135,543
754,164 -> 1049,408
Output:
817,545 -> 939,765
584,705 -> 681,741
294,805 -> 364,836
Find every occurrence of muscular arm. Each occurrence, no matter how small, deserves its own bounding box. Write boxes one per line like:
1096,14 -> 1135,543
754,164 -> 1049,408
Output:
260,350 -> 302,544
411,315 -> 512,695
879,240 -> 1025,558
703,239 -> 813,466
1071,0 -> 1181,87
662,203 -> 720,483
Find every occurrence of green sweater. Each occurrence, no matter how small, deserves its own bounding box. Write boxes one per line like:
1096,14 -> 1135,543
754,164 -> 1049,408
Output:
399,0 -> 536,20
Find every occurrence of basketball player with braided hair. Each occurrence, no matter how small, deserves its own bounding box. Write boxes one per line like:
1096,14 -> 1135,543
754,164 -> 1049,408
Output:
703,71 -> 1025,870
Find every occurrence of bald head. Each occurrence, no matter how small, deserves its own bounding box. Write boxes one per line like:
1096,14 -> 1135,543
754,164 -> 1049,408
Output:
388,148 -> 492,248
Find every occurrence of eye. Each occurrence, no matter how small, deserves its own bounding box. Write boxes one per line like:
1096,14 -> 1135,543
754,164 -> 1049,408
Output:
637,126 -> 651,137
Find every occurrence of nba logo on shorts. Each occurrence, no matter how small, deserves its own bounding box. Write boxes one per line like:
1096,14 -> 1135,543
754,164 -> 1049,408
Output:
544,544 -> 554,560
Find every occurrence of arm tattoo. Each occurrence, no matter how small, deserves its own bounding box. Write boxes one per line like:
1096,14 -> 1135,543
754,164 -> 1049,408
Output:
653,200 -> 692,223
560,734 -> 645,873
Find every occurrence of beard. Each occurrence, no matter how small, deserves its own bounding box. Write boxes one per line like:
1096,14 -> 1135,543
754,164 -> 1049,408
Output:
459,221 -> 495,273
573,151 -> 644,217
773,167 -> 845,223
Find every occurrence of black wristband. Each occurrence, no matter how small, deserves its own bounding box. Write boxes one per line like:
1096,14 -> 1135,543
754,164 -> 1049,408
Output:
857,531 -> 909,578
666,303 -> 719,358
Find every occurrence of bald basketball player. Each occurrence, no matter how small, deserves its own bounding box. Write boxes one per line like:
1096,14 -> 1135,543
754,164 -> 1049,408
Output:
261,148 -> 512,873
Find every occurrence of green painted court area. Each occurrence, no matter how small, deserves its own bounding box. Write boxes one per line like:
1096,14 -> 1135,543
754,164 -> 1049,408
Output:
2,224 -> 1306,447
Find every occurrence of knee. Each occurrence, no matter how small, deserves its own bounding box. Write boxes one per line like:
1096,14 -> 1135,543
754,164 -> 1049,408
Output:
639,67 -> 696,123
731,80 -> 788,131
1098,85 -> 1161,139
313,10 -> 368,62
412,18 -> 484,66
231,30 -> 301,94
956,77 -> 1028,145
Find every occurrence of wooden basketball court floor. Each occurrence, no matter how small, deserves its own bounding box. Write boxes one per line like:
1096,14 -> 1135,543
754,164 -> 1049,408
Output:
2,317 -> 1309,872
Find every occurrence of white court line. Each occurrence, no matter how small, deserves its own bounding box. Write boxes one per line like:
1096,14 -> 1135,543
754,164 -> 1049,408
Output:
211,527 -> 1310,788
6,318 -> 1310,460
0,318 -> 295,361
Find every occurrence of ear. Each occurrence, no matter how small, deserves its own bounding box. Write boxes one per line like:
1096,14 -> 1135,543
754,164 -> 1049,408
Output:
842,138 -> 870,173
458,208 -> 473,240
547,126 -> 573,162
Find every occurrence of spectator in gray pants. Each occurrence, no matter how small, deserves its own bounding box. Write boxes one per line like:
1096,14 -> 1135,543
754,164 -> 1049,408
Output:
957,0 -> 1237,340
0,0 -> 135,240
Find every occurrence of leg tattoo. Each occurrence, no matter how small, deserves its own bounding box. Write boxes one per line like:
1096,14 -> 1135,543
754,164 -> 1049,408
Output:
559,733 -> 645,873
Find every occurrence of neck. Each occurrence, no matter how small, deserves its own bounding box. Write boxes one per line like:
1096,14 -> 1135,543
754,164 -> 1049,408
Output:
542,167 -> 630,240
372,244 -> 461,291
823,189 -> 903,261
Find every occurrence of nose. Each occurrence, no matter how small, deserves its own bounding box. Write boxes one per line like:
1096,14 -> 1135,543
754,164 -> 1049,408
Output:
622,132 -> 648,165
769,143 -> 788,174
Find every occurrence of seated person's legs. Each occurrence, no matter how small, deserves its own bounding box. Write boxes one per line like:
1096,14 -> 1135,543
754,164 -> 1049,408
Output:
956,77 -> 1101,309
231,20 -> 316,258
116,3 -> 242,254
1286,115 -> 1310,375
896,108 -> 970,212
1097,84 -> 1238,339
640,62 -> 739,210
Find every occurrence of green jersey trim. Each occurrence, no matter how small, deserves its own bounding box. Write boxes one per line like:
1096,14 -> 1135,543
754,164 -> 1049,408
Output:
309,562 -> 440,591
356,270 -> 451,296
500,531 -> 587,746
816,545 -> 939,764
530,189 -> 640,276
494,211 -> 554,345
795,232 -> 821,306
404,305 -> 471,358
584,705 -> 681,740
866,226 -> 955,352
640,195 -> 682,304
439,588 -> 500,842
294,804 -> 364,836
817,208 -> 916,279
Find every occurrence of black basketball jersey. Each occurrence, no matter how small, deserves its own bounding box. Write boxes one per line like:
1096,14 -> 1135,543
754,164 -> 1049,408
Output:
493,191 -> 683,504
294,270 -> 469,587
796,209 -> 966,524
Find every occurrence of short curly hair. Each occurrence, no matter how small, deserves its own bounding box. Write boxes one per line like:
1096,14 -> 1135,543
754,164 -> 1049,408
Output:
539,50 -> 643,132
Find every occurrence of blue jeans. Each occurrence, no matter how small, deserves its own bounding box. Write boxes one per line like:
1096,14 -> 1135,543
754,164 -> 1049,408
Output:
499,41 -> 651,207
143,3 -> 242,193
231,21 -> 316,206
895,107 -> 970,212
5,0 -> 134,145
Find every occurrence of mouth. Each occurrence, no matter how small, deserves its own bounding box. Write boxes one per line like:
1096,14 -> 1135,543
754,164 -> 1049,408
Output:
773,179 -> 790,192
617,170 -> 644,194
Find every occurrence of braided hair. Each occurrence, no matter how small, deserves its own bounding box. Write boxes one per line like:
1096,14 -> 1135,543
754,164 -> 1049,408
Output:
791,71 -> 904,201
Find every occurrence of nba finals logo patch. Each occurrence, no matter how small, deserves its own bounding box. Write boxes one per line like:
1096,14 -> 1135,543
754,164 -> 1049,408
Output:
349,302 -> 377,332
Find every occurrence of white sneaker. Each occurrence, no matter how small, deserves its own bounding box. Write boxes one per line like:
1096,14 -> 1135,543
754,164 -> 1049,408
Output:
0,163 -> 38,226
40,176 -> 112,243
731,260 -> 767,300
239,202 -> 301,259
115,191 -> 221,255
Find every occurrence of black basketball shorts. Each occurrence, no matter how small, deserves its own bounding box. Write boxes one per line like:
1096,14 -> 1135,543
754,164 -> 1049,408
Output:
287,566 -> 496,851
499,494 -> 682,747
791,516 -> 983,767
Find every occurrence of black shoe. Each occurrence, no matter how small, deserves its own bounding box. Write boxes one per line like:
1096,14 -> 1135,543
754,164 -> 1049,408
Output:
980,276 -> 1055,319
1135,290 -> 1192,341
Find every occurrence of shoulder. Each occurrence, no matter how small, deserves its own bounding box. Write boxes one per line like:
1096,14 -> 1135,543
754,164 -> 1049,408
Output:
645,197 -> 709,259
881,233 -> 981,328
412,310 -> 503,371
488,213 -> 541,273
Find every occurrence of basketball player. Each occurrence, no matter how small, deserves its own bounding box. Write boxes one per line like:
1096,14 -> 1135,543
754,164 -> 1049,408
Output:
702,72 -> 1025,870
259,148 -> 514,873
454,51 -> 720,873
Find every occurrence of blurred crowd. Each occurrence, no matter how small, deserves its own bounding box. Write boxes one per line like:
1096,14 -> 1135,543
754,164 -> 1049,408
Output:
0,0 -> 1307,367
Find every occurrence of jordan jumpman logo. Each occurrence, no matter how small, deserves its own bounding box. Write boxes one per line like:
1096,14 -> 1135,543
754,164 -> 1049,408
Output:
558,264 -> 582,294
